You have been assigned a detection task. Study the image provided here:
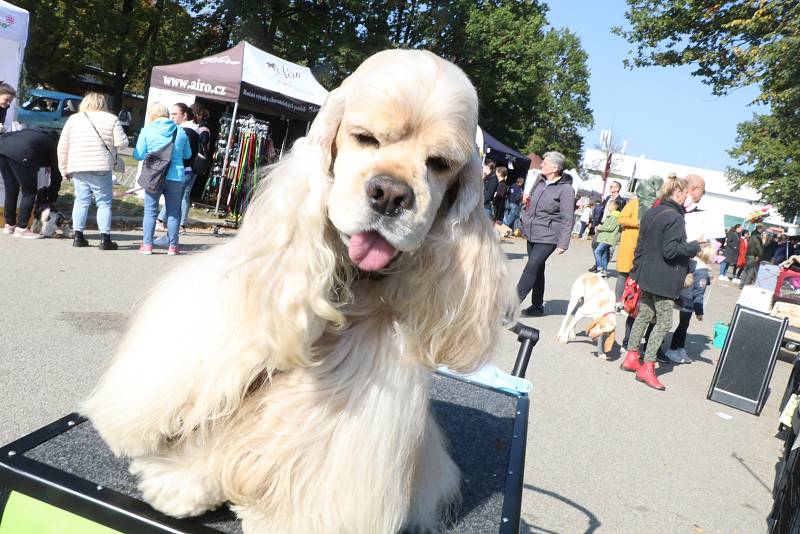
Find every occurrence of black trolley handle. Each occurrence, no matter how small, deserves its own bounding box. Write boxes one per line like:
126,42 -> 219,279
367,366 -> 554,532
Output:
509,323 -> 540,378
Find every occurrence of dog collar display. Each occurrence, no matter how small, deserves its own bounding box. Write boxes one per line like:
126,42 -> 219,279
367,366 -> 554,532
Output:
601,311 -> 615,319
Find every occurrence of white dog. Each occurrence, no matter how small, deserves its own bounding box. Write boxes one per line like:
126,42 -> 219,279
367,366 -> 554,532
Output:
82,50 -> 517,534
556,273 -> 617,358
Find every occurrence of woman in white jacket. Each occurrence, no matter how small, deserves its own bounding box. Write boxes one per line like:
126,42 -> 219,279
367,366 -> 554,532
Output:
57,92 -> 128,250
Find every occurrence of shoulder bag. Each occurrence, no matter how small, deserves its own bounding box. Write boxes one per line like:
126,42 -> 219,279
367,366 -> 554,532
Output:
137,129 -> 177,194
84,113 -> 125,174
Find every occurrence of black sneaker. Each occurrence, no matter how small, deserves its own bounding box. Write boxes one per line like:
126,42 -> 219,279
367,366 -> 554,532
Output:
656,349 -> 671,364
521,305 -> 544,317
588,265 -> 598,273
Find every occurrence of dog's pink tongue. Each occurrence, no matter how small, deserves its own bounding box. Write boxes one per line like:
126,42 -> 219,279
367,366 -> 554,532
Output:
348,231 -> 396,271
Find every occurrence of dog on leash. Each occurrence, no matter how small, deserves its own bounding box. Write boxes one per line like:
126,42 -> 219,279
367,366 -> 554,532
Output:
82,49 -> 516,534
556,272 -> 617,358
31,207 -> 72,238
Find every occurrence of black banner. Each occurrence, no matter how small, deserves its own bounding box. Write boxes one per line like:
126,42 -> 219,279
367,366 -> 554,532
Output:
238,82 -> 321,121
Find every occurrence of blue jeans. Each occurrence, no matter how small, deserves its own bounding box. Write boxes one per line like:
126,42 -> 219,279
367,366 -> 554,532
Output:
719,260 -> 730,277
594,242 -> 611,272
144,180 -> 182,246
503,203 -> 520,227
71,171 -> 113,233
158,171 -> 195,227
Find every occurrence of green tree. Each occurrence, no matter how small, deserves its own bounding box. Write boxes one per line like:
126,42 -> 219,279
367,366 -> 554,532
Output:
18,0 -> 197,111
195,0 -> 593,164
614,0 -> 800,219
20,0 -> 593,165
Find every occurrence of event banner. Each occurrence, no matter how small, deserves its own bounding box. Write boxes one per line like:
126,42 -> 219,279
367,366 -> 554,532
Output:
150,45 -> 244,103
238,82 -> 321,121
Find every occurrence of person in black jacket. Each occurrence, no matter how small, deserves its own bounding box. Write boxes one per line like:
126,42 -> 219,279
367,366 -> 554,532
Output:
0,128 -> 62,238
619,174 -> 703,391
718,224 -> 742,281
492,166 -> 508,223
482,160 -> 498,218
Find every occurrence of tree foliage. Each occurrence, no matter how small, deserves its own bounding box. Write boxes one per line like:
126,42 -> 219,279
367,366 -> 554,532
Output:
18,0 -> 196,110
614,0 -> 800,219
18,0 -> 594,164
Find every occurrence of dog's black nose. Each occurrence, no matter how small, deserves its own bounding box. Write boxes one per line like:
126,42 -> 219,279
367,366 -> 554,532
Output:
365,176 -> 415,217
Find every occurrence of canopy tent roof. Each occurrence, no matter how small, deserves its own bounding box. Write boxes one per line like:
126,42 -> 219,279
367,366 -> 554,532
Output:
150,42 -> 328,121
0,0 -> 28,47
476,127 -> 531,175
0,0 -> 28,131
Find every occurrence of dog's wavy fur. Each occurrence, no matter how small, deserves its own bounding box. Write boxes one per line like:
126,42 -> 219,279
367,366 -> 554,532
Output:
83,49 -> 517,533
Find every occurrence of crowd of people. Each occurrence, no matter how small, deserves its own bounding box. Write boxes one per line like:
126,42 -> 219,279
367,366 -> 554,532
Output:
0,85 -> 209,256
506,153 -> 799,392
3,83 -> 798,386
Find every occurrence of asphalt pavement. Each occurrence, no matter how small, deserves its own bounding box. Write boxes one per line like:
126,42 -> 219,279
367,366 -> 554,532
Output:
0,229 -> 787,533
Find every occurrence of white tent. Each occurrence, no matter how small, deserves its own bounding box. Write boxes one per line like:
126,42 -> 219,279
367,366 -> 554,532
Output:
0,1 -> 28,217
145,41 -> 329,212
0,0 -> 29,130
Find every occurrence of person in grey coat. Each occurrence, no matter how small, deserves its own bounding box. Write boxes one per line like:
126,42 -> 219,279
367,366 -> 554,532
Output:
516,151 -> 575,317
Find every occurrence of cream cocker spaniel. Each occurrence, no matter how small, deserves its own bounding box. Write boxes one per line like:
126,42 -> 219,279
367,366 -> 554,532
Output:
83,49 -> 518,534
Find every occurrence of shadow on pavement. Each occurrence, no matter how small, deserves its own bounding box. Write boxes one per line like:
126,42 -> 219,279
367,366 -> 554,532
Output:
520,483 -> 601,533
544,299 -> 569,316
685,333 -> 713,364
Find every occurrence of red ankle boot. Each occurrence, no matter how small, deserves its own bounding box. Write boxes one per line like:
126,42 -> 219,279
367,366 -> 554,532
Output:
636,362 -> 665,391
620,350 -> 641,372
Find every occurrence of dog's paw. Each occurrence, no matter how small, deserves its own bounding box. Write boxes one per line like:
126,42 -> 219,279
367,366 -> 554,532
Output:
131,457 -> 224,518
556,333 -> 569,345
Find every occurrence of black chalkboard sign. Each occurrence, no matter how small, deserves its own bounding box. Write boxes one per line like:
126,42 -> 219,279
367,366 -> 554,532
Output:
708,304 -> 788,415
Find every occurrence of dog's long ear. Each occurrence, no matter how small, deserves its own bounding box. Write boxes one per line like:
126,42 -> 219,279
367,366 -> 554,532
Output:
305,87 -> 347,175
603,329 -> 616,354
447,148 -> 483,222
226,87 -> 350,371
398,148 -> 519,373
585,318 -> 600,338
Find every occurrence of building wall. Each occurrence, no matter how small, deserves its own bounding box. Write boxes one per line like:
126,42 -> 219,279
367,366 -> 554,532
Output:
580,149 -> 797,237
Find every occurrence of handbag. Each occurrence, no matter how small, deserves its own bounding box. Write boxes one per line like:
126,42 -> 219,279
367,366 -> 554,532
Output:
84,113 -> 125,174
137,130 -> 177,194
192,152 -> 211,175
191,125 -> 212,176
621,275 -> 641,317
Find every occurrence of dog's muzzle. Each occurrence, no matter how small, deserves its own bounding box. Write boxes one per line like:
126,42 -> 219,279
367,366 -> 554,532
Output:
365,176 -> 415,217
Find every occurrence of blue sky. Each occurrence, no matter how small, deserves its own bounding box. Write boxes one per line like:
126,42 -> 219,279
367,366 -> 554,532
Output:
545,0 -> 764,171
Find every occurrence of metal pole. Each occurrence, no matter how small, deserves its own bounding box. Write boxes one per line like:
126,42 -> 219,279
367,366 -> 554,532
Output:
279,117 -> 289,160
601,152 -> 612,195
214,101 -> 239,215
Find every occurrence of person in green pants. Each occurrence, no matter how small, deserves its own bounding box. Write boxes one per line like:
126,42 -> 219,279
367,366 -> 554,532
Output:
619,174 -> 704,391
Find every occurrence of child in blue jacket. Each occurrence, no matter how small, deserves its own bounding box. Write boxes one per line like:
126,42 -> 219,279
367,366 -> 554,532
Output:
665,245 -> 715,363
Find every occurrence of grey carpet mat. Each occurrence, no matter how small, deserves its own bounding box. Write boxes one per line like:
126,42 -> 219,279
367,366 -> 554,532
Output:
2,373 -> 523,533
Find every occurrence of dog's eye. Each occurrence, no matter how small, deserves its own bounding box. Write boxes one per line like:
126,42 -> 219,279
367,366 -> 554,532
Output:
353,133 -> 379,147
426,157 -> 450,172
